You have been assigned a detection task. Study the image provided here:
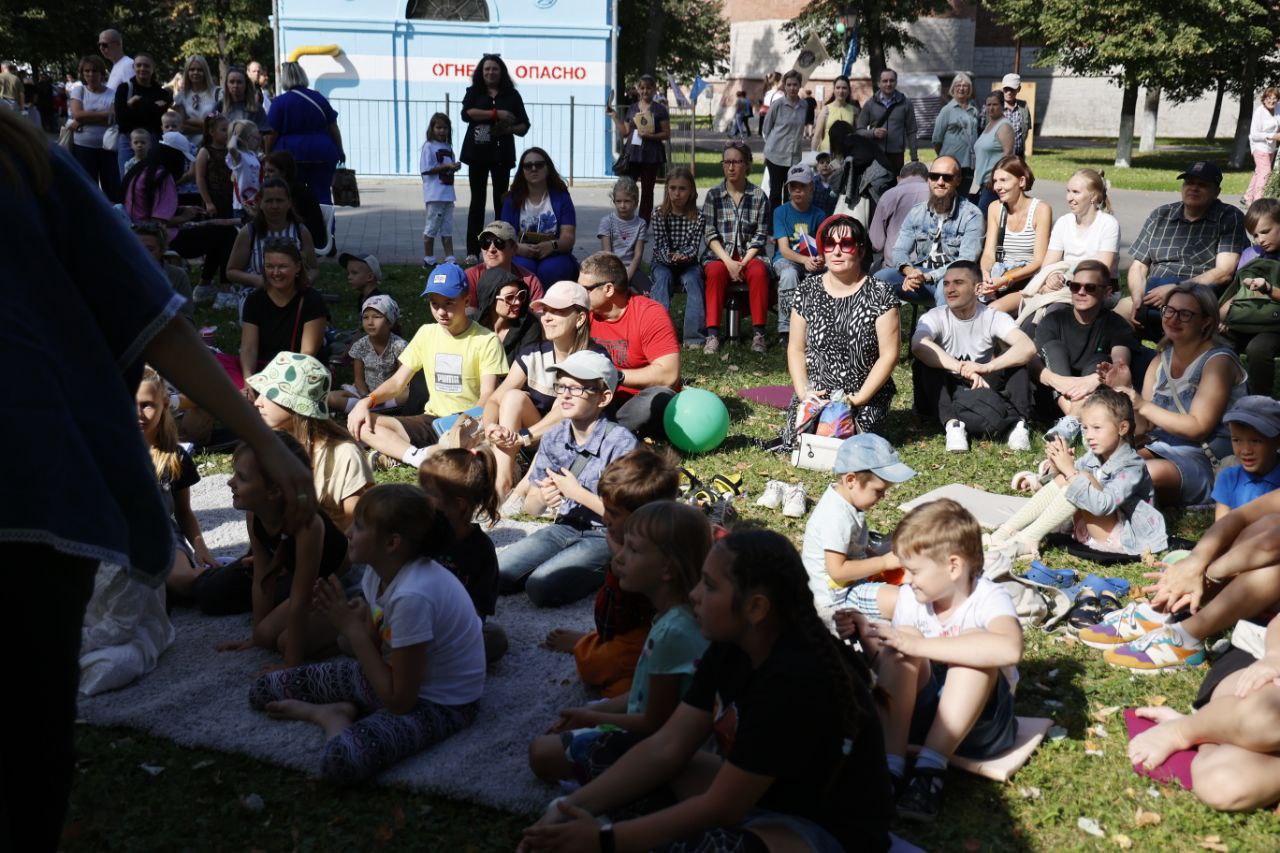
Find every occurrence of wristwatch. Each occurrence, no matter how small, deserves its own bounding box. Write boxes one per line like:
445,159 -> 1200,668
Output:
518,428 -> 533,447
598,822 -> 616,853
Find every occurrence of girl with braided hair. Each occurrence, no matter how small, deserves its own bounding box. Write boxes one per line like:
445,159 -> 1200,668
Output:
519,528 -> 893,853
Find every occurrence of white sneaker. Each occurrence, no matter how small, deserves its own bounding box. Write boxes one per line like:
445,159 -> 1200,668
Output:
781,482 -> 807,518
1007,419 -> 1031,451
1044,415 -> 1081,444
945,419 -> 969,453
756,479 -> 786,510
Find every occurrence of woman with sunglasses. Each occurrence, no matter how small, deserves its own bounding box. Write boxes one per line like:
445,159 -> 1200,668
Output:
461,54 -> 530,264
777,214 -> 900,450
500,147 -> 579,284
1034,260 -> 1139,441
476,267 -> 543,363
1108,283 -> 1247,506
172,55 -> 219,148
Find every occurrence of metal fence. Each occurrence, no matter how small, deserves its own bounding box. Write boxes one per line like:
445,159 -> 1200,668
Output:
328,98 -> 612,182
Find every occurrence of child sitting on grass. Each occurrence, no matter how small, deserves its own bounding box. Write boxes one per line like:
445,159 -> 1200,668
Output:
348,263 -> 507,467
418,447 -> 509,664
800,433 -> 915,633
217,432 -> 350,668
529,501 -> 711,783
866,499 -> 1023,822
1211,395 -> 1280,519
250,484 -> 484,784
542,446 -> 680,697
497,350 -> 639,607
327,295 -> 409,415
989,387 -> 1167,558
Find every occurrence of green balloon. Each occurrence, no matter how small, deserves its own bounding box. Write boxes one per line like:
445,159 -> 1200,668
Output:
663,388 -> 730,454
835,21 -> 847,34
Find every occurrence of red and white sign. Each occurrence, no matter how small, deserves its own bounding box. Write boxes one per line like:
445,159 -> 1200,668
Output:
299,54 -> 606,87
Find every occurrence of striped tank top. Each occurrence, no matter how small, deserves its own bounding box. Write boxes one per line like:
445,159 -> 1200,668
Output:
998,197 -> 1041,264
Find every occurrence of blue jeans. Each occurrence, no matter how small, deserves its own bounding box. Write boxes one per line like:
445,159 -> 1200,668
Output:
874,267 -> 939,306
651,261 -> 705,343
72,142 -> 120,202
514,252 -> 581,286
497,521 -> 611,608
773,256 -> 808,333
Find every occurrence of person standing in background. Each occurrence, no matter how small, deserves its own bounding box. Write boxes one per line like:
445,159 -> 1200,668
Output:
856,68 -> 917,174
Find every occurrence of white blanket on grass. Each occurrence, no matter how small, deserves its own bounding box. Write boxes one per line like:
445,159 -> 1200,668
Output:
77,477 -> 596,814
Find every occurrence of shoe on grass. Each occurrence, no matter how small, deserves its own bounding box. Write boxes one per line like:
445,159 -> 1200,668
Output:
945,419 -> 969,453
1078,601 -> 1169,649
751,332 -> 767,353
1103,625 -> 1205,672
896,767 -> 945,822
1007,419 -> 1031,451
781,482 -> 807,518
703,335 -> 721,354
756,479 -> 786,510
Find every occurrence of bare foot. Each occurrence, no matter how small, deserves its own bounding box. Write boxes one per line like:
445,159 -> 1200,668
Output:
542,628 -> 585,653
1128,709 -> 1191,770
266,699 -> 357,738
1135,705 -> 1184,724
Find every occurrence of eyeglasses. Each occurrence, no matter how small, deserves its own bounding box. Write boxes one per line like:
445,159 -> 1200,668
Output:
498,291 -> 528,305
553,383 -> 598,398
1066,280 -> 1102,294
480,235 -> 509,251
822,236 -> 859,254
1161,305 -> 1202,323
927,172 -> 957,183
522,160 -> 547,171
721,159 -> 746,167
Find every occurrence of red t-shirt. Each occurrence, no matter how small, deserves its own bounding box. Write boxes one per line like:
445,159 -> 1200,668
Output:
589,294 -> 679,399
465,264 -> 544,309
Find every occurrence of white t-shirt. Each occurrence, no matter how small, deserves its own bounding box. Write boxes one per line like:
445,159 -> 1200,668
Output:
69,83 -> 114,147
173,87 -> 220,147
360,558 -> 486,706
892,576 -> 1021,688
227,149 -> 262,212
801,485 -> 868,608
105,55 -> 135,93
519,194 -> 556,238
597,212 -> 648,267
419,140 -> 458,204
1046,211 -> 1120,264
912,303 -> 1018,364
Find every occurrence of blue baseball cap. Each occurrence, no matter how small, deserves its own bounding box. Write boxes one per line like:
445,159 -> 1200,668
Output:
833,433 -> 916,482
1224,395 -> 1280,438
421,262 -> 468,298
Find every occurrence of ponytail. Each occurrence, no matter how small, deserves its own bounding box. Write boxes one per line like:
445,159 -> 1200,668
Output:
418,446 -> 500,525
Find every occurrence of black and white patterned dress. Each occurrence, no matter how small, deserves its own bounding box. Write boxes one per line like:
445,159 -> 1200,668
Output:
780,273 -> 900,447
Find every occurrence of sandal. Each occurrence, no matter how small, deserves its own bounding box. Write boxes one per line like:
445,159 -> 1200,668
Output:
1067,587 -> 1104,630
709,472 -> 745,500
1024,561 -> 1078,590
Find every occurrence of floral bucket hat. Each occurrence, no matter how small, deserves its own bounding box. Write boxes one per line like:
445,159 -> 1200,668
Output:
247,352 -> 331,419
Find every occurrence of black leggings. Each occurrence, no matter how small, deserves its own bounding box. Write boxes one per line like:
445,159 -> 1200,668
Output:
466,162 -> 512,256
171,223 -> 237,286
764,159 -> 790,230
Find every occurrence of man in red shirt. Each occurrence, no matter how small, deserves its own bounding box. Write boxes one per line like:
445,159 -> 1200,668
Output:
580,251 -> 680,437
465,220 -> 544,309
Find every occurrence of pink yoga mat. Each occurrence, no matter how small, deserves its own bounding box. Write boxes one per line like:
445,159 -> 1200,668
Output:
737,385 -> 793,409
1124,707 -> 1195,789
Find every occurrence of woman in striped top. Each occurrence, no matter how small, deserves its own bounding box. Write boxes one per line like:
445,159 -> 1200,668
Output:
980,155 -> 1052,315
649,166 -> 707,346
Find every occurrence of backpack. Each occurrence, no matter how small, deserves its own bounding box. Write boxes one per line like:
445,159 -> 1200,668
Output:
951,385 -> 1017,437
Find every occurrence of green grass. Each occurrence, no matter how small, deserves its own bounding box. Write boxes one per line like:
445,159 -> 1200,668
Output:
69,261 -> 1278,850
1008,138 -> 1251,195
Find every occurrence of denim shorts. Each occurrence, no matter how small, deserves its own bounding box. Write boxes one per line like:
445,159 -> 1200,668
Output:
1144,441 -> 1215,506
908,663 -> 1017,760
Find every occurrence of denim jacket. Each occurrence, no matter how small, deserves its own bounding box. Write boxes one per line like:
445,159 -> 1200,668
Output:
1065,443 -> 1168,553
888,197 -> 985,282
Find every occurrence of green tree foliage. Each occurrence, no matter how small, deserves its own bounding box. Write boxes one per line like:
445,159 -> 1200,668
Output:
617,0 -> 729,89
986,0 -> 1276,167
783,0 -> 953,83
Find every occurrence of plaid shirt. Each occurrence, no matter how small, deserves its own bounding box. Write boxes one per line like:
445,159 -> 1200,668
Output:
1129,200 -> 1248,282
700,181 -> 769,262
652,210 -> 705,265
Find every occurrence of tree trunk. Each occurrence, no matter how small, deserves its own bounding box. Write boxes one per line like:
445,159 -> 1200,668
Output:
1230,56 -> 1257,169
1114,78 -> 1139,168
640,0 -> 667,78
1139,87 -> 1160,153
1205,78 -> 1226,141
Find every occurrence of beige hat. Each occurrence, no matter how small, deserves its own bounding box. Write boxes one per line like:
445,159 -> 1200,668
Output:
1001,73 -> 1022,90
531,280 -> 590,312
480,221 -> 517,243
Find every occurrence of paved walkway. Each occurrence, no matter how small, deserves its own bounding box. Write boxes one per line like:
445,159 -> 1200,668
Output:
335,172 -> 1181,268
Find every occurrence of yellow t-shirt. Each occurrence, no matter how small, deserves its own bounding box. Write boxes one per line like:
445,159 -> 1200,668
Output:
399,321 -> 508,417
821,102 -> 858,153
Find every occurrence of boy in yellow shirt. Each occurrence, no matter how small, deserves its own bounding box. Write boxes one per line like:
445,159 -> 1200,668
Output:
348,263 -> 507,466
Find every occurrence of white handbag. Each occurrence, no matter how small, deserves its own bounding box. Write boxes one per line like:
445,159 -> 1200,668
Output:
789,433 -> 844,471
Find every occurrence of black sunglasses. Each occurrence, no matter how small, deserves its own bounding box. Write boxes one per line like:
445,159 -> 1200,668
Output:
581,280 -> 612,291
927,172 -> 957,183
1066,280 -> 1102,294
480,235 -> 509,250
522,160 -> 547,171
